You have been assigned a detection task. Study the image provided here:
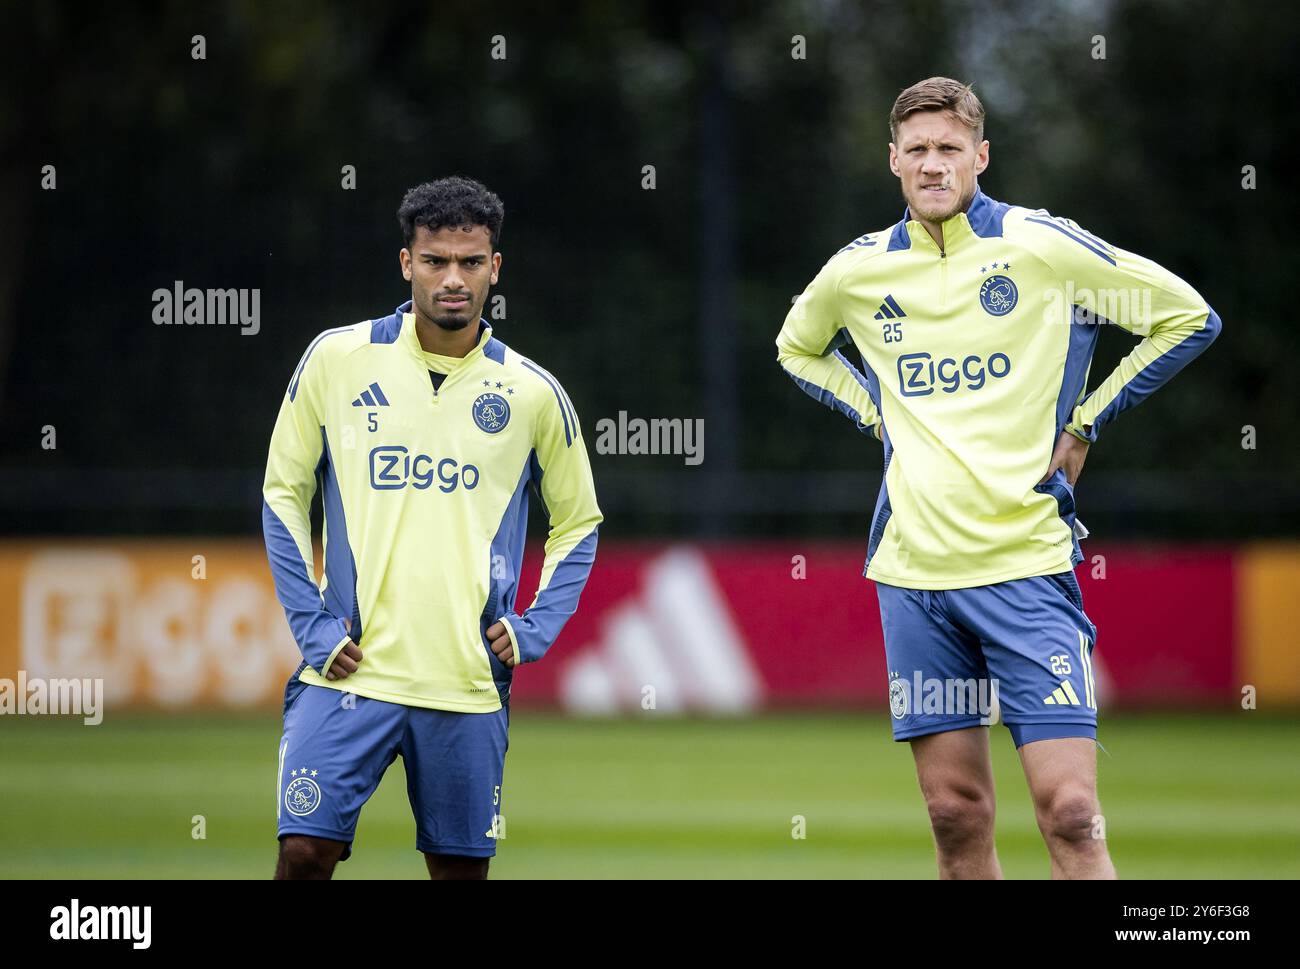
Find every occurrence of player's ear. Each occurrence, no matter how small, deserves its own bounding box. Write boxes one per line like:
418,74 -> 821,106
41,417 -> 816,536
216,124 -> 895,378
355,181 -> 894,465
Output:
399,247 -> 412,282
490,251 -> 501,286
888,143 -> 901,178
974,140 -> 990,175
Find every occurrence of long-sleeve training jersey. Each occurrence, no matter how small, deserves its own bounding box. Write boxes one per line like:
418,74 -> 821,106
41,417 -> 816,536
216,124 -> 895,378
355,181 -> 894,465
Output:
776,188 -> 1220,590
263,301 -> 602,712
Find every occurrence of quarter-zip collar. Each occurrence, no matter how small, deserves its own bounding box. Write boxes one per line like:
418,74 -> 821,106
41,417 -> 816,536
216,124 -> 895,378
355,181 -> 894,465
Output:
887,186 -> 1008,255
395,299 -> 492,367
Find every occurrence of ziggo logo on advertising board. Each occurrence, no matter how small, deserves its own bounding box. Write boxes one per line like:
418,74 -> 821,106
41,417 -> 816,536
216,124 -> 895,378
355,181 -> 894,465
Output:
12,549 -> 298,707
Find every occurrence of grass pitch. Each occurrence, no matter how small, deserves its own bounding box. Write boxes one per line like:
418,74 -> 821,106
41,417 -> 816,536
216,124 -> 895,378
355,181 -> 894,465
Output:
2,711 -> 1296,879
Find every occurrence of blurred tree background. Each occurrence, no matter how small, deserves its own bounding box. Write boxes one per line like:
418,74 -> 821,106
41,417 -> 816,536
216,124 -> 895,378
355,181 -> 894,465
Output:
1,0 -> 1295,539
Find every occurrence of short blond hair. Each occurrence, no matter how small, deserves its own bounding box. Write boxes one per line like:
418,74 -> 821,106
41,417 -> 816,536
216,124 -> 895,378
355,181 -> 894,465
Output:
889,77 -> 985,144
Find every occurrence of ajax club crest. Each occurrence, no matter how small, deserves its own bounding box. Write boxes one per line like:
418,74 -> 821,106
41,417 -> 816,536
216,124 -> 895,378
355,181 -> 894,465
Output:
284,769 -> 322,817
473,393 -> 511,434
979,273 -> 1019,316
889,678 -> 909,720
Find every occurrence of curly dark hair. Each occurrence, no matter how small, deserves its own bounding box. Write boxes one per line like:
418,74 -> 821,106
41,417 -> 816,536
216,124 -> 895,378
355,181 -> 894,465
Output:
397,176 -> 505,249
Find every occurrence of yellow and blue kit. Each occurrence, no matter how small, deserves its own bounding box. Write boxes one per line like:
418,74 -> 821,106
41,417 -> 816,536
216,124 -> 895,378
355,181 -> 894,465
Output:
264,301 -> 600,853
264,301 -> 601,711
776,189 -> 1219,744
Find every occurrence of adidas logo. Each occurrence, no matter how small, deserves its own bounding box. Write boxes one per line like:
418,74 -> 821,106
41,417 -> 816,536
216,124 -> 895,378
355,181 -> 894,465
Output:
873,295 -> 907,320
1043,681 -> 1083,706
351,382 -> 390,407
558,547 -> 764,715
1042,631 -> 1101,709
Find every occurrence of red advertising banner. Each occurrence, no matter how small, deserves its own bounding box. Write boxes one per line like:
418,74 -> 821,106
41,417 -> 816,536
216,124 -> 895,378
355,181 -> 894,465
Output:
509,542 -> 1242,710
0,540 -> 1289,713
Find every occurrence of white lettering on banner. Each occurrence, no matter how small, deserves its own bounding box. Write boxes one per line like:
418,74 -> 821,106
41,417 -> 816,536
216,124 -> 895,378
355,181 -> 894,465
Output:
135,577 -> 205,705
206,577 -> 279,705
19,550 -> 296,707
21,551 -> 135,703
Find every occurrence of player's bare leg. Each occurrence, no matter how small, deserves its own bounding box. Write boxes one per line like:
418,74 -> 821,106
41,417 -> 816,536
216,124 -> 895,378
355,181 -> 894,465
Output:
1017,737 -> 1116,879
910,726 -> 1002,879
424,852 -> 489,880
275,835 -> 346,880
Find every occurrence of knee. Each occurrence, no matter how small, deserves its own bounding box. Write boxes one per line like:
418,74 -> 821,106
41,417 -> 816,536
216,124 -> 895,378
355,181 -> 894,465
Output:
426,853 -> 489,880
276,836 -> 341,879
1037,788 -> 1101,846
925,790 -> 996,852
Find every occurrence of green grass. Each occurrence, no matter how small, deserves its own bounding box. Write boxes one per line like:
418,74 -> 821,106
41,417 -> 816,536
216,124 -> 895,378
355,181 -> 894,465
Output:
1,711 -> 1297,878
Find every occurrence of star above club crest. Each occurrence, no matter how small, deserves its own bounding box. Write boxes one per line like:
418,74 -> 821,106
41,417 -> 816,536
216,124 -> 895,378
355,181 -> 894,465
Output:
311,770 -> 318,776
495,381 -> 503,389
290,769 -> 298,776
506,387 -> 514,395
482,379 -> 490,387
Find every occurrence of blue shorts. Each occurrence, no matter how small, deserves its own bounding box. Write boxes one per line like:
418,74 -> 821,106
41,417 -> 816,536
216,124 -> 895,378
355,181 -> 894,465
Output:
276,672 -> 509,860
876,571 -> 1099,748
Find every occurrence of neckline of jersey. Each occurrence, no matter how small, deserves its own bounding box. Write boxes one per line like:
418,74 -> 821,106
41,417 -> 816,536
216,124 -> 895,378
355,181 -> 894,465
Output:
899,186 -> 999,254
400,311 -> 492,366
